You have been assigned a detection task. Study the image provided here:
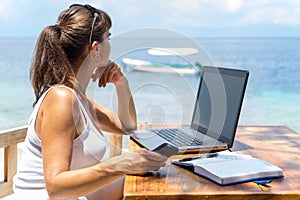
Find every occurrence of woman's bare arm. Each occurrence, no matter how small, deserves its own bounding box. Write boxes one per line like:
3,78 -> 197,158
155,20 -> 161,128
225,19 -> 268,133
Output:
91,62 -> 137,132
39,88 -> 166,199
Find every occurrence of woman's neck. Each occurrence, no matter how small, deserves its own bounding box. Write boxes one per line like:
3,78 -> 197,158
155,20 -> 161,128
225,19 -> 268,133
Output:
76,71 -> 91,94
75,54 -> 95,95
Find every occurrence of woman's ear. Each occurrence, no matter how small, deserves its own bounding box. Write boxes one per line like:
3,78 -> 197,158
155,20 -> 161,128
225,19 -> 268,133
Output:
90,41 -> 99,51
91,42 -> 103,62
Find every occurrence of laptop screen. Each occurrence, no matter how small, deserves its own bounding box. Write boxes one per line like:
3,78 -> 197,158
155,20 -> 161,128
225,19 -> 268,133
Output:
191,66 -> 249,147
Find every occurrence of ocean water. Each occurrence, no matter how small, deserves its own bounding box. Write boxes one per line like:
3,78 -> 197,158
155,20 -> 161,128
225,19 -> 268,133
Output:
0,37 -> 299,133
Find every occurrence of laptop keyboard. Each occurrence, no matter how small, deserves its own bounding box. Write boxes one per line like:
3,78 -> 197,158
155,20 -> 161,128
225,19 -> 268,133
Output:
152,128 -> 205,147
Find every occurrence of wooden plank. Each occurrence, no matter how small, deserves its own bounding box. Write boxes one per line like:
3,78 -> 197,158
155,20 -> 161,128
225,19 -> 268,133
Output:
124,126 -> 300,200
1,144 -> 18,199
0,181 -> 13,198
109,134 -> 123,157
124,194 -> 300,200
4,145 -> 17,182
0,126 -> 27,148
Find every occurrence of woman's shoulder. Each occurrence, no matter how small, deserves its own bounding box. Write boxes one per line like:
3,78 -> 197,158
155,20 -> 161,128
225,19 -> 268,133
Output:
35,86 -> 83,139
42,86 -> 79,110
48,86 -> 76,100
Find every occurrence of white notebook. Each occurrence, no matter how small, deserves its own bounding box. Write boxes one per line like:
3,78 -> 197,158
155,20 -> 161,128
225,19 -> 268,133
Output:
172,151 -> 283,185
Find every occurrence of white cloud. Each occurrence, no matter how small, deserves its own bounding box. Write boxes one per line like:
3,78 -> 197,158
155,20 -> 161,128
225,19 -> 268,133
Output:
238,0 -> 300,26
157,0 -> 246,28
0,0 -> 16,21
197,0 -> 244,13
222,0 -> 244,12
162,0 -> 300,27
172,0 -> 202,12
1,0 -> 300,37
168,0 -> 243,13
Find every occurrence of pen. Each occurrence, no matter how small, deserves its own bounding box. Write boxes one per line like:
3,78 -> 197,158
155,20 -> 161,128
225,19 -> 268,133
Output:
178,153 -> 218,162
252,180 -> 272,186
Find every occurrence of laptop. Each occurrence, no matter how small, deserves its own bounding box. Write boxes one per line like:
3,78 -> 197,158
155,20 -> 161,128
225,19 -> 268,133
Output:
130,66 -> 249,153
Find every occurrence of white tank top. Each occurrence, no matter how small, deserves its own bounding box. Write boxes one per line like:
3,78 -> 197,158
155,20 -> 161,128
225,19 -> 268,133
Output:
13,86 -> 124,200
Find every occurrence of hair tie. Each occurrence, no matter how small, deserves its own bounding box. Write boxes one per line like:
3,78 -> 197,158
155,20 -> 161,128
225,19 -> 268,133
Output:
54,23 -> 61,33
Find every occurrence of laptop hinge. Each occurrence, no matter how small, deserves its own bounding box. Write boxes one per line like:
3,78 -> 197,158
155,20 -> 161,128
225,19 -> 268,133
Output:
227,145 -> 232,152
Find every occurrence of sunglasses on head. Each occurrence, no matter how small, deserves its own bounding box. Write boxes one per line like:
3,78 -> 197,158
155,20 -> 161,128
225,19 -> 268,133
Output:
69,4 -> 99,44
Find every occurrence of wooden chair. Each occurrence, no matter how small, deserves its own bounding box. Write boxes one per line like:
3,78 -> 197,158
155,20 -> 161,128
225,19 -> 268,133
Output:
0,126 -> 122,199
0,126 -> 27,198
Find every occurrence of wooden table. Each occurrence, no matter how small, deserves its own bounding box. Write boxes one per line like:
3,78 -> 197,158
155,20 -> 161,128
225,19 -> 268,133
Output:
123,126 -> 300,200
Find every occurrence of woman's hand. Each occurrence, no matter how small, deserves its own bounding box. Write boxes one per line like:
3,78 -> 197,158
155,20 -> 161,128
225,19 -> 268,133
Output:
91,61 -> 124,87
104,149 -> 168,174
90,60 -> 137,131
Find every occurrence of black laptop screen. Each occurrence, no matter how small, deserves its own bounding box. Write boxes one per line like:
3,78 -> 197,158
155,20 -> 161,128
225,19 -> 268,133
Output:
191,66 -> 249,147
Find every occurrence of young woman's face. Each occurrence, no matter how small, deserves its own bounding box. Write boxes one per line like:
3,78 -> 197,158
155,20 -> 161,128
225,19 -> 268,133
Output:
97,31 -> 111,67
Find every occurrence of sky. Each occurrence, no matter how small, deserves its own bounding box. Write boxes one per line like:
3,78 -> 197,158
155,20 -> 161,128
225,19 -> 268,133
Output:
1,0 -> 300,38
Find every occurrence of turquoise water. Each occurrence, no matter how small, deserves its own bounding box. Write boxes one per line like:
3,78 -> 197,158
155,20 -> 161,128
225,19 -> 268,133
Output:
0,38 -> 299,132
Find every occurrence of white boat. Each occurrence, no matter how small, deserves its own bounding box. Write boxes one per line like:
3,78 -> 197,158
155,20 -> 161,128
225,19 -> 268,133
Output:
122,58 -> 199,74
147,47 -> 199,56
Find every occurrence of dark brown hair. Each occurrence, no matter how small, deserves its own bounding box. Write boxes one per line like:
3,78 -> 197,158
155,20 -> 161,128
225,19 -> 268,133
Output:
30,4 -> 112,106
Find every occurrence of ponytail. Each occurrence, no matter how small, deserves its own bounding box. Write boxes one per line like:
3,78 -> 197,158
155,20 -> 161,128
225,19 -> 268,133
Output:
30,25 -> 76,106
30,4 -> 112,106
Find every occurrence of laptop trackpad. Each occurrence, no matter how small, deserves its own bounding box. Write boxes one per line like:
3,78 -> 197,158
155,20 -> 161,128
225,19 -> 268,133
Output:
132,130 -> 166,150
133,130 -> 157,139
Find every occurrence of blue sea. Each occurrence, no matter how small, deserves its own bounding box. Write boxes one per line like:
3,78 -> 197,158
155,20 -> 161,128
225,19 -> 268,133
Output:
0,37 -> 299,133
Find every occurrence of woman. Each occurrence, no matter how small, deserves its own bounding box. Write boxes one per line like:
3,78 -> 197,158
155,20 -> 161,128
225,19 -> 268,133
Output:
13,4 -> 167,200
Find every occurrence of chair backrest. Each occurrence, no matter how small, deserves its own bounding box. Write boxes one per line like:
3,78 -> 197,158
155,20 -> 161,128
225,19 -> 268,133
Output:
0,126 -> 27,198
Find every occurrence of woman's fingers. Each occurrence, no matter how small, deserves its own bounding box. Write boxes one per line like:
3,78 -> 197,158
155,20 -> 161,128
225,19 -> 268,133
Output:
107,65 -> 119,83
106,62 -> 123,84
91,67 -> 105,83
91,61 -> 126,87
137,149 -> 168,162
132,149 -> 168,171
104,148 -> 168,175
93,61 -> 123,87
